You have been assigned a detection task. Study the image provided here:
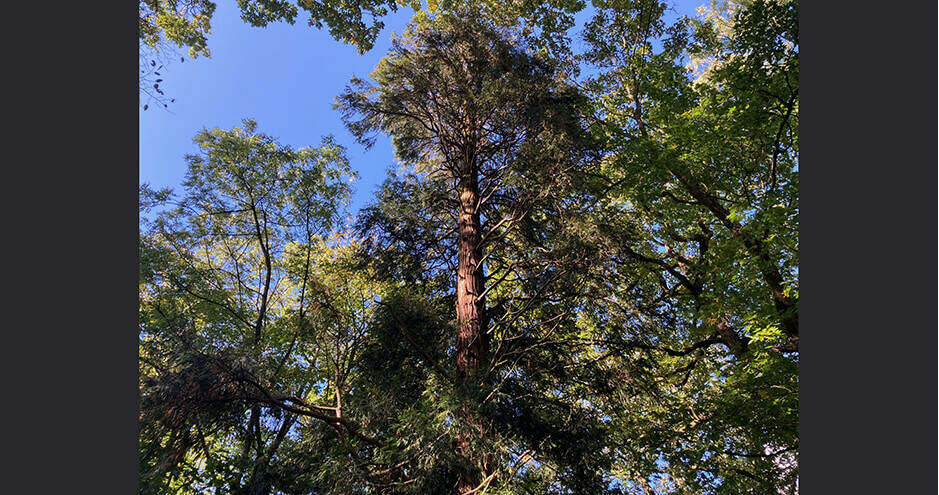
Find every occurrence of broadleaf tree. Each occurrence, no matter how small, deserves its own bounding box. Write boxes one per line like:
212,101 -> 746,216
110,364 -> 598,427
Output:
139,1 -> 799,493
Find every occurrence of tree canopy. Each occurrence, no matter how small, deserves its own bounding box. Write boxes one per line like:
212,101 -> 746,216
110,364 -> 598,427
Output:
140,1 -> 799,493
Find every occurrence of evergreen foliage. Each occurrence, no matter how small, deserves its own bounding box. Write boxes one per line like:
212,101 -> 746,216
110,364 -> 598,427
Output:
140,2 -> 799,493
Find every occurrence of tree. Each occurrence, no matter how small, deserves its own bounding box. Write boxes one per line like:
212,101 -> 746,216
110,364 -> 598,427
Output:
138,0 -> 593,109
139,119 -> 373,493
139,2 -> 800,493
338,12 -> 597,493
576,0 -> 799,491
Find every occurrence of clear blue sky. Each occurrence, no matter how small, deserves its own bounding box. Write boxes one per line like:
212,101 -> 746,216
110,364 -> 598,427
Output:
140,1 -> 702,215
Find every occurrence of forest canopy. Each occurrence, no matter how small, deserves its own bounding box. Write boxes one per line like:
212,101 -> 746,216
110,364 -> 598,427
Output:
139,1 -> 798,493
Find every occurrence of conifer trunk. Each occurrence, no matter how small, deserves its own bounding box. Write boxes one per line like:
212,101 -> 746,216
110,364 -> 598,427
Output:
455,173 -> 488,382
455,171 -> 488,494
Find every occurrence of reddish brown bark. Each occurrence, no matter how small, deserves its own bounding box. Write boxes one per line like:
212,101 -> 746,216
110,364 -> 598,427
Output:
455,173 -> 489,382
454,172 -> 489,494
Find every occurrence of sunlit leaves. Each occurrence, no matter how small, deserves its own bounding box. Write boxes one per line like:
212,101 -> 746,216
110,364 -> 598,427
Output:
580,1 -> 798,492
139,120 -> 362,492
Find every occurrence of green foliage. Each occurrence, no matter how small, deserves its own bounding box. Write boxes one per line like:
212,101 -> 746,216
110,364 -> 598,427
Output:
235,0 -> 418,54
138,0 -> 592,109
139,120 -> 362,493
138,0 -> 415,58
140,0 -> 217,58
336,13 -> 637,493
576,0 -> 798,492
140,2 -> 799,493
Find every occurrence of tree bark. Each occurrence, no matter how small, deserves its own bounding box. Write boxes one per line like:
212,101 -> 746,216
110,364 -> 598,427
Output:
455,171 -> 489,494
668,167 -> 798,347
455,172 -> 489,382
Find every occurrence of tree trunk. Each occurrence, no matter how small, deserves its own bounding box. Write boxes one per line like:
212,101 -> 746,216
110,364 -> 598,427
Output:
455,173 -> 488,382
455,171 -> 489,494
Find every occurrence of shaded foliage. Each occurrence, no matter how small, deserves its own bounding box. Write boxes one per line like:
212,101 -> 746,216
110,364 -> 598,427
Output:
140,2 -> 799,493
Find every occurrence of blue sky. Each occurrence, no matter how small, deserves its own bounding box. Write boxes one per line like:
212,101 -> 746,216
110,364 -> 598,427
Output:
139,2 -> 414,215
140,1 -> 703,215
